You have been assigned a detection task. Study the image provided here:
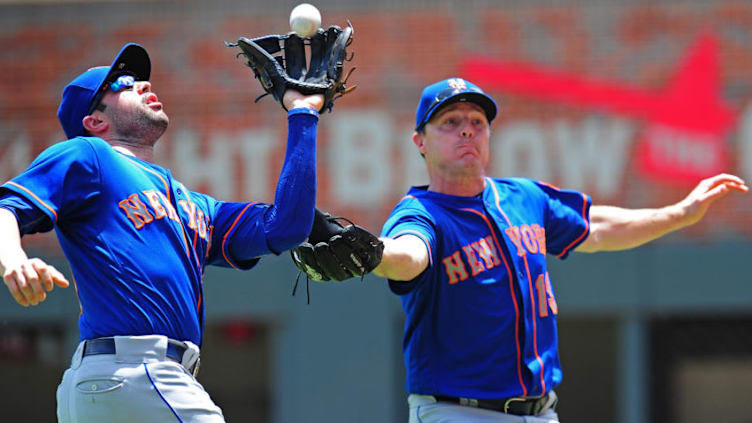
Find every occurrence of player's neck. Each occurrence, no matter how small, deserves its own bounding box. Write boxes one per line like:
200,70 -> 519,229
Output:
109,142 -> 155,162
101,124 -> 163,162
428,173 -> 485,197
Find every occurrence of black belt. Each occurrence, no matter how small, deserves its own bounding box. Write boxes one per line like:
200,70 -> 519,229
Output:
434,392 -> 551,416
83,338 -> 199,376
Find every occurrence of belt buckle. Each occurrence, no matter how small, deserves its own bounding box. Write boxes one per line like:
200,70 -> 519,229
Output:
503,397 -> 526,414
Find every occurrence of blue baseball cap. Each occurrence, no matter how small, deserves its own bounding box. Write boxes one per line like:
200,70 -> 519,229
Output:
415,78 -> 497,132
57,43 -> 151,139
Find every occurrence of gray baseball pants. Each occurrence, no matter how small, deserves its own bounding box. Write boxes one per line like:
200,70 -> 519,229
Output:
56,335 -> 225,423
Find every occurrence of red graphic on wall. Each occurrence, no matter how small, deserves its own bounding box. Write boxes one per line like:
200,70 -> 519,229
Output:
460,33 -> 735,184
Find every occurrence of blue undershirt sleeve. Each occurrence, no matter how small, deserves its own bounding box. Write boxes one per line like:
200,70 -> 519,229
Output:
262,107 -> 318,254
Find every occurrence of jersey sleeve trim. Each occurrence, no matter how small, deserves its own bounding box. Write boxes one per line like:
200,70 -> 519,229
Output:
3,181 -> 58,222
392,229 -> 433,266
554,192 -> 590,258
221,202 -> 256,270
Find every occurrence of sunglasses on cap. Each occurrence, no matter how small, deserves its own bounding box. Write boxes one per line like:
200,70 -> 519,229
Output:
88,74 -> 137,114
415,86 -> 468,131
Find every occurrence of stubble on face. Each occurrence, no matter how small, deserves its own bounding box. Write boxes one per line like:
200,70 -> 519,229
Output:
108,98 -> 169,146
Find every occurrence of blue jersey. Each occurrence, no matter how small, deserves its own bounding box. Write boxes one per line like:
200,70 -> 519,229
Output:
1,108 -> 317,346
381,177 -> 591,399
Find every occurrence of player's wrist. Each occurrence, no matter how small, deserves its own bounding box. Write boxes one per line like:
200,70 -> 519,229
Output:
0,254 -> 28,276
284,92 -> 325,111
665,201 -> 695,230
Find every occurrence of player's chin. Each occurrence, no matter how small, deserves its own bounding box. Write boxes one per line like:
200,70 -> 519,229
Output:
457,151 -> 482,165
456,155 -> 487,173
151,109 -> 170,125
149,112 -> 170,133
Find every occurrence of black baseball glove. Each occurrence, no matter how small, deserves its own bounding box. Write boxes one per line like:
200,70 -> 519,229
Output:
227,23 -> 355,112
291,209 -> 384,282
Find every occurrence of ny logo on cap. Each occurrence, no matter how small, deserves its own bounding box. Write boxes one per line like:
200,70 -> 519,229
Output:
447,78 -> 467,90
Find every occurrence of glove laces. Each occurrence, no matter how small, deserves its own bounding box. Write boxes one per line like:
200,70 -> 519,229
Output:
291,271 -> 311,304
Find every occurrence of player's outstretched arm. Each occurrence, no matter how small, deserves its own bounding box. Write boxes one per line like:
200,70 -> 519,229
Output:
577,173 -> 748,253
372,235 -> 430,281
0,208 -> 69,307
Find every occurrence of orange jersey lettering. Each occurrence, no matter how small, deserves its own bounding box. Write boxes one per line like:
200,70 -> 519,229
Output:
505,226 -> 526,257
143,190 -> 167,219
156,191 -> 180,221
178,200 -> 198,229
462,244 -> 485,276
473,238 -> 499,269
521,224 -> 539,254
118,193 -> 154,229
443,251 -> 469,284
532,224 -> 546,255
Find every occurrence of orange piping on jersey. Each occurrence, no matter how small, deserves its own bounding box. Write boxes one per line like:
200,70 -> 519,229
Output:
399,195 -> 417,202
205,225 -> 214,259
177,189 -> 204,270
70,272 -> 83,317
121,156 -> 198,269
461,205 -> 527,396
185,202 -> 198,255
197,292 -> 202,315
556,193 -> 590,258
122,158 -> 172,203
536,180 -> 562,191
392,229 -> 433,265
181,190 -> 199,247
521,253 -> 546,394
222,203 -> 256,270
192,224 -> 201,277
487,178 -> 547,395
5,182 -> 58,222
204,223 -> 216,274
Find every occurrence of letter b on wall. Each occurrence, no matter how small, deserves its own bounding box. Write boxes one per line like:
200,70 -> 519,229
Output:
328,112 -> 392,207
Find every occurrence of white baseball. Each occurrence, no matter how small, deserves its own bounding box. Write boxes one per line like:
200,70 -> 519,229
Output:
289,3 -> 321,38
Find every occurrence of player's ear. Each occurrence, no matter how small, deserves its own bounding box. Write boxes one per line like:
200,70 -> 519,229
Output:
412,131 -> 427,156
82,113 -> 109,135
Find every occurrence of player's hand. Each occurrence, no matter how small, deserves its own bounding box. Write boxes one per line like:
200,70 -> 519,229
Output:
282,90 -> 325,111
3,258 -> 70,307
677,173 -> 748,227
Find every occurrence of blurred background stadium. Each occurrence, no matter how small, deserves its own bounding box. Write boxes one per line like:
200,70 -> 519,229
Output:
1,0 -> 751,422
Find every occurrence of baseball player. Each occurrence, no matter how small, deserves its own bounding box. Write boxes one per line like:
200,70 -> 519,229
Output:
0,43 -> 324,422
371,78 -> 748,422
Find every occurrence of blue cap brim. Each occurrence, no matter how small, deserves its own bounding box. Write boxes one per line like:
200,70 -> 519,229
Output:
108,43 -> 150,83
419,92 -> 497,131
